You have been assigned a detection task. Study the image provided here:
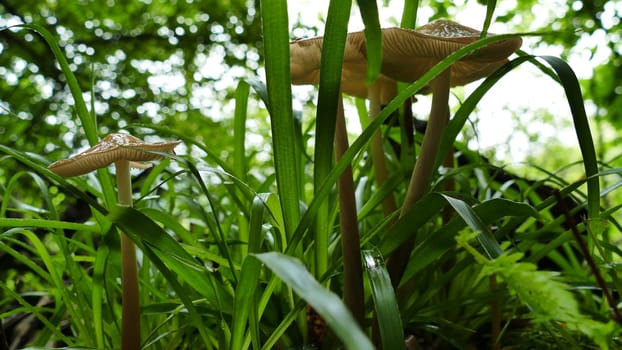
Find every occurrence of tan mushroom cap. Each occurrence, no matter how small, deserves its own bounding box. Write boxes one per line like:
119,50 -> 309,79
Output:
290,19 -> 522,96
48,133 -> 181,177
291,32 -> 398,102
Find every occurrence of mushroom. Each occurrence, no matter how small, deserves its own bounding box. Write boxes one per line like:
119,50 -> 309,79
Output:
291,34 -> 371,326
291,35 -> 399,218
380,20 -> 522,287
48,133 -> 180,350
291,19 -> 522,287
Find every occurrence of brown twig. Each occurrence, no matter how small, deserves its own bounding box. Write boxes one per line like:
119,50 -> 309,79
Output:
553,190 -> 622,323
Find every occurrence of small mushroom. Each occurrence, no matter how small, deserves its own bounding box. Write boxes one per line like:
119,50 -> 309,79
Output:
48,133 -> 180,350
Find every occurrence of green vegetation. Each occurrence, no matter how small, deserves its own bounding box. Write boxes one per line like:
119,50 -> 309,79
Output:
1,1 -> 622,349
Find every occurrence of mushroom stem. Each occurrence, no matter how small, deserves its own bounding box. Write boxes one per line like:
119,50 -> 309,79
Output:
116,159 -> 141,350
387,68 -> 451,287
368,81 -> 399,218
335,95 -> 365,327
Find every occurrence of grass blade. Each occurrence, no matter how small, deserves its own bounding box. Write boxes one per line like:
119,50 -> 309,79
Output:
537,56 -> 600,222
357,0 -> 382,84
259,0 -> 300,239
253,252 -> 374,350
313,0 -> 353,278
363,249 -> 405,350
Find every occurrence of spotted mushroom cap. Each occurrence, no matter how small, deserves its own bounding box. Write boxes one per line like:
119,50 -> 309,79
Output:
290,19 -> 522,95
48,133 -> 181,177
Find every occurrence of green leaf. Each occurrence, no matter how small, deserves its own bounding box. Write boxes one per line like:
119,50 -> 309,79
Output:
260,0 -> 301,239
442,194 -> 503,259
254,252 -> 374,350
400,197 -> 538,284
107,205 -> 232,312
313,0 -> 353,277
357,0 -> 382,84
538,56 -> 600,221
233,80 -> 251,180
230,256 -> 262,350
400,0 -> 419,29
363,249 -> 405,350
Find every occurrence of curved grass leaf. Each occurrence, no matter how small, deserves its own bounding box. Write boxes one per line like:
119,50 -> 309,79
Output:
107,205 -> 232,312
537,56 -> 600,222
0,144 -> 108,214
401,197 -> 538,284
254,252 -> 374,350
438,54 -> 599,225
363,249 -> 405,350
442,194 -> 503,259
5,24 -> 117,208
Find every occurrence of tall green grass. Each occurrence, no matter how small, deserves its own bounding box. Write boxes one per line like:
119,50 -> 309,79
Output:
1,1 -> 620,349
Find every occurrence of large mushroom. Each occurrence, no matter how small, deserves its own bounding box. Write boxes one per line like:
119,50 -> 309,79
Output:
291,34 -> 399,219
291,19 -> 522,287
48,133 -> 180,350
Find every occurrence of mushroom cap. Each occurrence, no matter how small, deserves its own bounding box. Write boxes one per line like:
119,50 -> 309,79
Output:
290,19 -> 522,96
291,32 -> 397,100
48,133 -> 181,177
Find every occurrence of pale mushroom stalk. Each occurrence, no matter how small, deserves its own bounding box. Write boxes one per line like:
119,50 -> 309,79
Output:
367,81 -> 399,218
115,159 -> 141,350
334,95 -> 365,326
400,68 -> 450,215
387,68 -> 451,287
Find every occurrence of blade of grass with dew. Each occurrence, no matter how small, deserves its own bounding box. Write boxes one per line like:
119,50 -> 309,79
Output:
363,249 -> 405,350
253,252 -> 375,350
259,0 -> 300,241
313,0 -> 352,279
